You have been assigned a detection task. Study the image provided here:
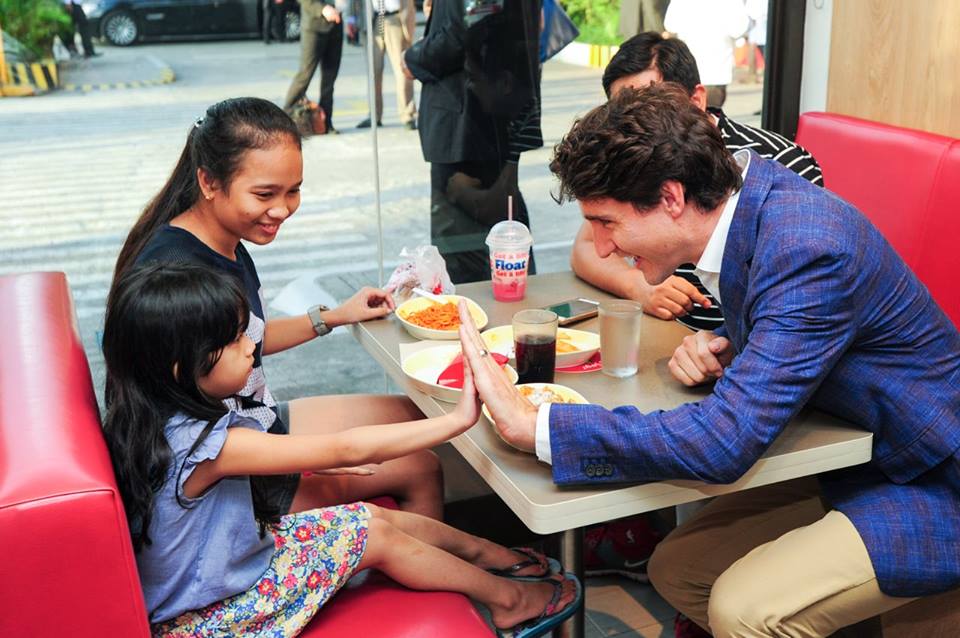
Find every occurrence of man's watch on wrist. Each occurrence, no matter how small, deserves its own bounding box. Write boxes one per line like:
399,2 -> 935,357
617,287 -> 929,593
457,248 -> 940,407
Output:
308,304 -> 332,337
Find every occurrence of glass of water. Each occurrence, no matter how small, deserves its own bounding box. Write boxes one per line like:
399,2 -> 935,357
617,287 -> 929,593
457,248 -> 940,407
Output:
599,300 -> 643,378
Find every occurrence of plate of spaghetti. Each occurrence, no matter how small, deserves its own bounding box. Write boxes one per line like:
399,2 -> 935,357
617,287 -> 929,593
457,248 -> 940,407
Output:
395,294 -> 489,340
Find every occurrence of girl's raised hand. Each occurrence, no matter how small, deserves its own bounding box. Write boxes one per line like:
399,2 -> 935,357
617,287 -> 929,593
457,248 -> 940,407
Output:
335,286 -> 396,325
452,337 -> 482,429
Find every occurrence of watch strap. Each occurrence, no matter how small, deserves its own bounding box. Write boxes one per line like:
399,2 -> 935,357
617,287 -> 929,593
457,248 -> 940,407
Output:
308,304 -> 332,336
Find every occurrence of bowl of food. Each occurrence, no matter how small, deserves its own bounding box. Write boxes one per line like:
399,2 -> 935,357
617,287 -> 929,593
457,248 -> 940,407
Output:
480,325 -> 600,368
482,383 -> 589,449
395,294 -> 489,340
401,344 -> 518,403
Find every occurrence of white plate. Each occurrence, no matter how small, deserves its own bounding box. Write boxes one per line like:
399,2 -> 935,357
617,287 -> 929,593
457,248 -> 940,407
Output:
482,383 -> 589,450
480,325 -> 601,368
395,294 -> 489,341
401,344 -> 518,403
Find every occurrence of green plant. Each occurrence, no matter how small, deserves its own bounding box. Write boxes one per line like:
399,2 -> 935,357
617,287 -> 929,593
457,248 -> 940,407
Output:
559,0 -> 622,46
0,0 -> 72,60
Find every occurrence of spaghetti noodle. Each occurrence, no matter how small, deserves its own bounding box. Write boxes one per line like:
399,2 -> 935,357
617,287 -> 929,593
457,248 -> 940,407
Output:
403,302 -> 461,331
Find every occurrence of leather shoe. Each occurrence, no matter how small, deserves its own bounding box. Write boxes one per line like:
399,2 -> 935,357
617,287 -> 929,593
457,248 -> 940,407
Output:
404,120 -> 417,131
356,117 -> 381,129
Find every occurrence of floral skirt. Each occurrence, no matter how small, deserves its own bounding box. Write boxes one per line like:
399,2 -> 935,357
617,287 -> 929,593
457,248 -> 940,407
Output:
153,502 -> 371,638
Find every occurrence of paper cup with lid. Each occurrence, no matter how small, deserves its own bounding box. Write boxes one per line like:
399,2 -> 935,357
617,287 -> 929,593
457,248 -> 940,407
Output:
486,220 -> 533,302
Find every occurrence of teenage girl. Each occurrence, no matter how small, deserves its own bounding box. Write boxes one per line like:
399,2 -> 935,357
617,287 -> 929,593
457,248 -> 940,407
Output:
103,262 -> 581,637
107,96 -> 441,522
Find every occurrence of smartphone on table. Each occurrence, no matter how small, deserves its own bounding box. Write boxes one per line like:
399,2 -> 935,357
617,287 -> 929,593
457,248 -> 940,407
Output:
542,297 -> 600,326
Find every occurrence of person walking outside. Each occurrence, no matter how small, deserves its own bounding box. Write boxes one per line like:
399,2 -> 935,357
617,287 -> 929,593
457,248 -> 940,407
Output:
284,0 -> 344,133
348,0 -> 418,130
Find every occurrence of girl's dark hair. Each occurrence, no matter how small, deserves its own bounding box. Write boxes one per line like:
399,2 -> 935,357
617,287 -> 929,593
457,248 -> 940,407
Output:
111,97 -> 301,284
550,83 -> 742,212
602,32 -> 701,98
102,262 -> 255,551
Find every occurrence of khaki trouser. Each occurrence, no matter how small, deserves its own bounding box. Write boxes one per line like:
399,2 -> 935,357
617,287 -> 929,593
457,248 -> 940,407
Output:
648,477 -> 915,637
370,12 -> 416,124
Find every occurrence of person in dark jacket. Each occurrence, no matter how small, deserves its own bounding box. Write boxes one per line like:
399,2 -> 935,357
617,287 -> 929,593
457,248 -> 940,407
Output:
403,0 -> 540,283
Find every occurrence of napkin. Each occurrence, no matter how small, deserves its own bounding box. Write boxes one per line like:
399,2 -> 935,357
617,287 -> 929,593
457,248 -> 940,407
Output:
437,353 -> 508,388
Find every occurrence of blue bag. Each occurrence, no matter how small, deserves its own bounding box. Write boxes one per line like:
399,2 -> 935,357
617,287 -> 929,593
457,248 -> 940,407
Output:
540,0 -> 579,63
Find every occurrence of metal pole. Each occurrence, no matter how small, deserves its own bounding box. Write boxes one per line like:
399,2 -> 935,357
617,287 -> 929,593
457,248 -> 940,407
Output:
362,0 -> 385,288
557,527 -> 585,638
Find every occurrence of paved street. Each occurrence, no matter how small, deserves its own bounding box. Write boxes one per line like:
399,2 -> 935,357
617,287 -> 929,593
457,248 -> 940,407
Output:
0,37 -> 761,405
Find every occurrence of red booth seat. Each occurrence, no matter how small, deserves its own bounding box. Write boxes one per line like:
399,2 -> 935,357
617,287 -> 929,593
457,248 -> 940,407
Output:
0,272 -> 491,638
795,112 -> 960,328
797,113 -> 960,635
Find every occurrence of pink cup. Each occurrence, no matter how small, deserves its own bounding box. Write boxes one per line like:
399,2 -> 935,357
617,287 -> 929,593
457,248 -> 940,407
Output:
486,220 -> 533,302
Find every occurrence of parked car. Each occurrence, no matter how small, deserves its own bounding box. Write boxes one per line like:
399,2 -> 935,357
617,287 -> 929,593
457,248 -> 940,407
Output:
82,0 -> 301,47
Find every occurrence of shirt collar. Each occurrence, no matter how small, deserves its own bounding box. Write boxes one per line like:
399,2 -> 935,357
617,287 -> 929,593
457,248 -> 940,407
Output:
694,150 -> 750,275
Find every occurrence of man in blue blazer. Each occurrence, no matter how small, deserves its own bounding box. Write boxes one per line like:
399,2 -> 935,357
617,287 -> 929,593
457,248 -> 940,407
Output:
459,83 -> 960,636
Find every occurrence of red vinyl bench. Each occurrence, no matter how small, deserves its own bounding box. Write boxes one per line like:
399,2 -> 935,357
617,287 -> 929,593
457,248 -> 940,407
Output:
796,112 -> 960,329
0,271 -> 492,638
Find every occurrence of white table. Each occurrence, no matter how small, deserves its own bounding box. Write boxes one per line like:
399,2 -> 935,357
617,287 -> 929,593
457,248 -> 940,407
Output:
351,272 -> 873,636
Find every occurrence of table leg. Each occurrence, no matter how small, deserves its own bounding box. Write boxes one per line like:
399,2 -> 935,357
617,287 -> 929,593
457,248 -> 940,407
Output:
555,526 -> 585,638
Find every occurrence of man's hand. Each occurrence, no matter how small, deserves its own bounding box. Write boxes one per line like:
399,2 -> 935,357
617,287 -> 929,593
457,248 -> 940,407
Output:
400,51 -> 414,80
645,275 -> 712,321
327,287 -> 395,327
321,4 -> 341,23
458,301 -> 538,452
668,330 -> 734,387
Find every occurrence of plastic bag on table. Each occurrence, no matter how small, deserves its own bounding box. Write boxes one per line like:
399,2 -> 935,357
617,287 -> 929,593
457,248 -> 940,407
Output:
385,246 -> 455,303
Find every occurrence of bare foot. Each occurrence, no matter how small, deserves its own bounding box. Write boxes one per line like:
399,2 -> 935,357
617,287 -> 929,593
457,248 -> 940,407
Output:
488,575 -> 576,630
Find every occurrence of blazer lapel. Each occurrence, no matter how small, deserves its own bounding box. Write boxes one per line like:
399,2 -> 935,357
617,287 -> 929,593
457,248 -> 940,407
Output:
719,152 -> 774,351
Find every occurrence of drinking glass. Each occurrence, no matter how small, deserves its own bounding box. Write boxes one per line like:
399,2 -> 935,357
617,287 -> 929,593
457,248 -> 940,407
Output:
512,309 -> 558,384
599,300 -> 643,378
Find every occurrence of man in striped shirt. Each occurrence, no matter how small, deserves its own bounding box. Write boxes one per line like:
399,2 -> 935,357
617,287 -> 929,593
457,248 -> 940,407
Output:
570,32 -> 822,331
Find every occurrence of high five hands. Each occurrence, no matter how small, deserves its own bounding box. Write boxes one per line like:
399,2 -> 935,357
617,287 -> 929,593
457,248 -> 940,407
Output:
457,300 -> 538,453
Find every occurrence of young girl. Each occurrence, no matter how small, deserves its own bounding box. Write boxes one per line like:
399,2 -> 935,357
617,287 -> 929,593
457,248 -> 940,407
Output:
103,262 -> 581,637
107,96 -> 442,522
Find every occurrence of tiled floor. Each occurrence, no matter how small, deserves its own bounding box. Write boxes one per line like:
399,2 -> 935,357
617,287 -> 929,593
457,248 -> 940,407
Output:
583,577 -> 676,638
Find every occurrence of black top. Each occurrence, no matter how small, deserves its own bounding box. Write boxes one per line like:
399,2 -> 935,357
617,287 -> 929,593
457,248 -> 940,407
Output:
136,225 -> 284,434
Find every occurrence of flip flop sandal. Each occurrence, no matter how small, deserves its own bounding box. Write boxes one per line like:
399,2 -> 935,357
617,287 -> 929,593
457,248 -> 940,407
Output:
487,547 -> 563,581
496,572 -> 583,638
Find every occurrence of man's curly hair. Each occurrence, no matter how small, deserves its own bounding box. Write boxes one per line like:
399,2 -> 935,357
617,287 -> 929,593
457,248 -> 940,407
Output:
550,83 -> 742,212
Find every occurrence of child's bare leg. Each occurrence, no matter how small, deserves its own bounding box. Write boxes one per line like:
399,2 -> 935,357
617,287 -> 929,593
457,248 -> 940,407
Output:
366,503 -> 548,577
357,514 -> 576,629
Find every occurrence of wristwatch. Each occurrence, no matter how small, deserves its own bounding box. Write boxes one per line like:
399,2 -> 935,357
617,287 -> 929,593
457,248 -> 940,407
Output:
308,304 -> 332,337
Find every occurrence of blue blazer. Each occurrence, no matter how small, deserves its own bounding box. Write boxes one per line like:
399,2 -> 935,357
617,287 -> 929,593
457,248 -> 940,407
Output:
548,154 -> 960,596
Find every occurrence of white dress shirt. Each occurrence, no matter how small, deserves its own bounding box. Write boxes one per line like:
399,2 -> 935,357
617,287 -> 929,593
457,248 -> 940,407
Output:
533,150 -> 751,465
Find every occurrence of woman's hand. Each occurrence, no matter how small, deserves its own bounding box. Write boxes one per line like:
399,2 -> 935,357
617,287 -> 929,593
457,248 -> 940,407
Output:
458,301 -> 538,452
668,330 -> 734,386
306,465 -> 377,476
327,287 -> 395,327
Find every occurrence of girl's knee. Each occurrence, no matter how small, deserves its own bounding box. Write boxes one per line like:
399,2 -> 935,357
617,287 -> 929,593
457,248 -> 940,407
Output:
416,449 -> 442,476
363,502 -> 383,519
